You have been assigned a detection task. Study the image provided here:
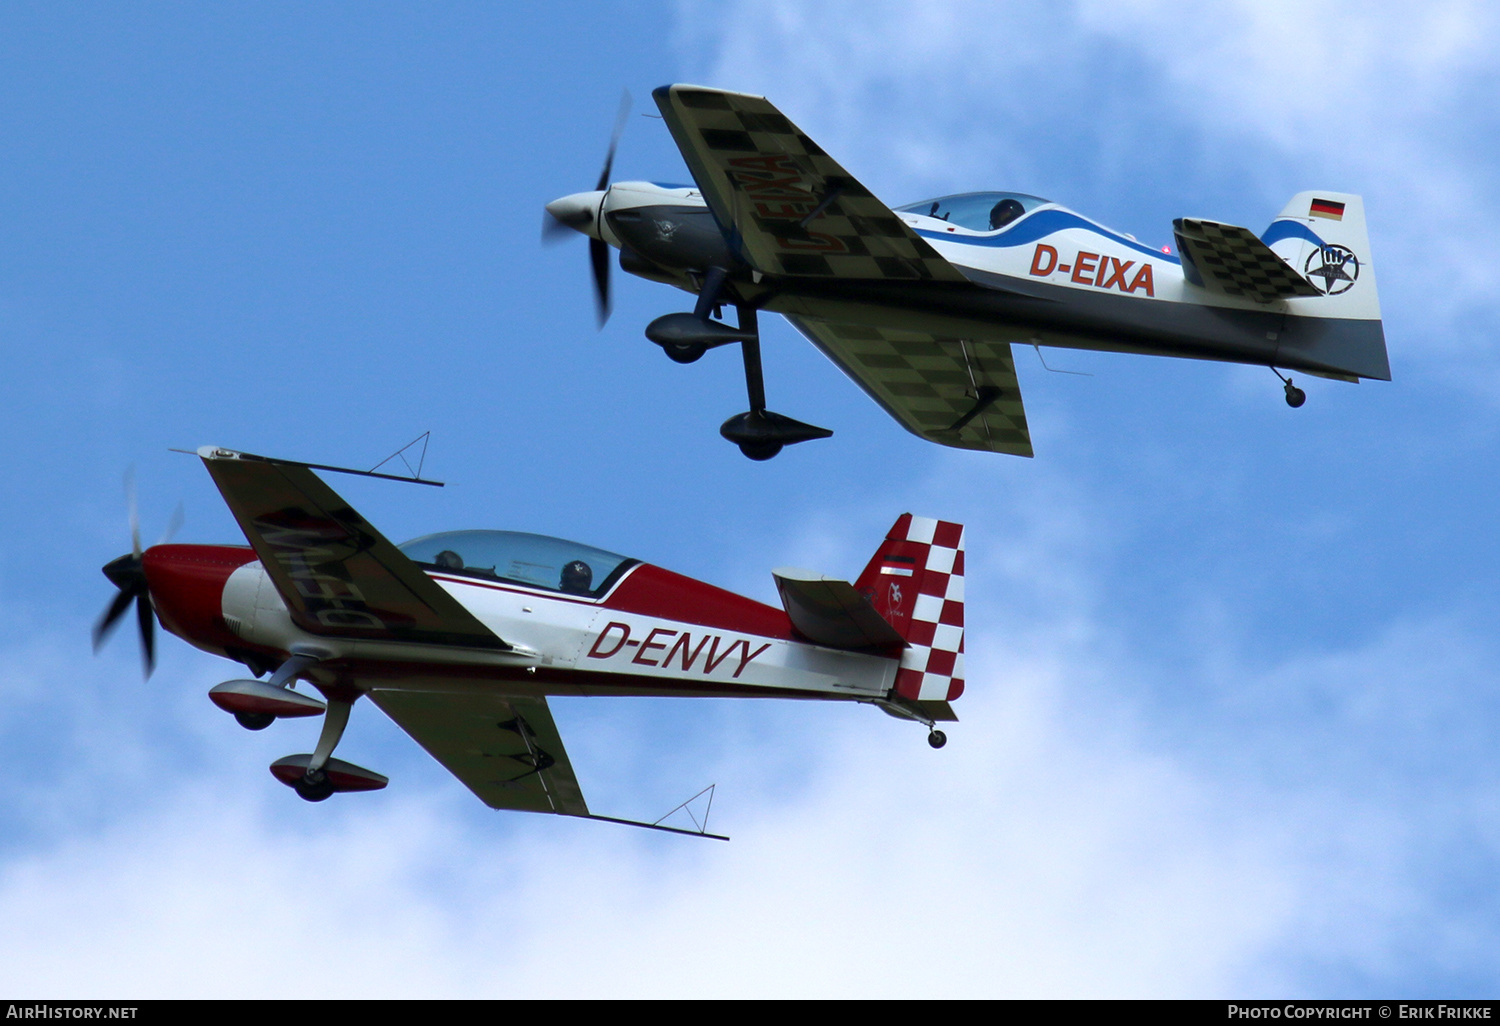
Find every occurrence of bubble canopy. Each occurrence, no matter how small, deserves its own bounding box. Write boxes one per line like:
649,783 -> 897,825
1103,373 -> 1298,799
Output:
398,530 -> 636,597
895,191 -> 1050,232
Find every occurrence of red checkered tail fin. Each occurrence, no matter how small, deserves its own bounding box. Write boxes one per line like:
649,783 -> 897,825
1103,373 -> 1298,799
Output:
853,514 -> 965,703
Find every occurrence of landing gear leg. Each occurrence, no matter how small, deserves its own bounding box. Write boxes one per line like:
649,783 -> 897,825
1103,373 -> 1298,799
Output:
719,305 -> 832,460
295,698 -> 351,803
1271,366 -> 1306,408
872,696 -> 951,750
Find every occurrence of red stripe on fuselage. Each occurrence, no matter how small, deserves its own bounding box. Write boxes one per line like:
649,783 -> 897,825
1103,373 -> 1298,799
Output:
603,564 -> 793,639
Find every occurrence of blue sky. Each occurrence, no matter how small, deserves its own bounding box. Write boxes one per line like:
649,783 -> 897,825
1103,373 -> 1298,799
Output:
3,0 -> 1500,997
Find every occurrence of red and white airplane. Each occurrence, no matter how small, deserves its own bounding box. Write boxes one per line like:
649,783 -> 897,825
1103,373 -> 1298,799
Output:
94,447 -> 965,838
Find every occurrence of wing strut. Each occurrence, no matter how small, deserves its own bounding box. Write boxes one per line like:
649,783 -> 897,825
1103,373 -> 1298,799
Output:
946,340 -> 1000,439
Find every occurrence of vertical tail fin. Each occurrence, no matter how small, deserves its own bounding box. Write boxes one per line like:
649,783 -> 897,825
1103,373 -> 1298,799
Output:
1261,191 -> 1381,321
1260,191 -> 1389,381
854,514 -> 965,702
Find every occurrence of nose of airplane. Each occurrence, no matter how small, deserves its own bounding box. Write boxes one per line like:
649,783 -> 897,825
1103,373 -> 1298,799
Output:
544,190 -> 605,240
143,544 -> 259,652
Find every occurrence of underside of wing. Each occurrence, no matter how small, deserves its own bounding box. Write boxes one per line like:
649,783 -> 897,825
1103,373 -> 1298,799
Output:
1173,218 -> 1322,303
653,85 -> 967,283
367,687 -> 588,816
785,318 -> 1034,457
199,447 -> 507,650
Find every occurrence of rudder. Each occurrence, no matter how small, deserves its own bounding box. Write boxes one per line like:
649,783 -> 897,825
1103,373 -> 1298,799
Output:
854,514 -> 965,702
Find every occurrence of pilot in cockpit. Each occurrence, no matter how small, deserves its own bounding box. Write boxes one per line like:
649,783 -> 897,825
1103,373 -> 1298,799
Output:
434,550 -> 464,570
560,559 -> 593,594
989,198 -> 1025,231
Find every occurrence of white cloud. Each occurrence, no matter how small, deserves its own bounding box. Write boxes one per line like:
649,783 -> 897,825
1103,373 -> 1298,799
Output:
0,643 -> 1294,997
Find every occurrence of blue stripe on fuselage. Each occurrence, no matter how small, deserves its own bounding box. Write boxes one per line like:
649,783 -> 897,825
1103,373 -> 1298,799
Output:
915,208 -> 1182,264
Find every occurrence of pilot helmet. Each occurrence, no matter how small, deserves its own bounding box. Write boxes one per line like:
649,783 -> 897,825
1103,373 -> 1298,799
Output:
989,198 -> 1025,230
560,560 -> 594,593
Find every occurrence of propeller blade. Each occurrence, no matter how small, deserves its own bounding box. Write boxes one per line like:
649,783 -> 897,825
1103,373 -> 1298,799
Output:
591,235 -> 611,327
136,593 -> 155,679
157,501 -> 184,547
594,89 -> 631,193
93,588 -> 137,652
125,468 -> 141,558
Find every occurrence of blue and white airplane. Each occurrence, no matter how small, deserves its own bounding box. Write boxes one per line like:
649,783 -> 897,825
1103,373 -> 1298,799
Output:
545,86 -> 1388,460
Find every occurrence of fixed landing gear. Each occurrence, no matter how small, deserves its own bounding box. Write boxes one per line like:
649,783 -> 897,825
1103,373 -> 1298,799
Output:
266,697 -> 389,802
1271,367 -> 1306,408
874,697 -> 952,750
293,770 -> 335,802
298,697 -> 351,799
210,654 -> 326,730
720,407 -> 831,461
738,440 -> 781,461
664,342 -> 705,364
646,271 -> 831,460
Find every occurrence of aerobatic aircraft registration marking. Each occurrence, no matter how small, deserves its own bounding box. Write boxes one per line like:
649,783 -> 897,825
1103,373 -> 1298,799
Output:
728,154 -> 847,253
255,518 -> 386,630
588,621 -> 771,678
1029,244 -> 1155,296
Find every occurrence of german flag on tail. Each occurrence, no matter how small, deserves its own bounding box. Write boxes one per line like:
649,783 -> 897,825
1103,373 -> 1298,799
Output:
1310,198 -> 1346,220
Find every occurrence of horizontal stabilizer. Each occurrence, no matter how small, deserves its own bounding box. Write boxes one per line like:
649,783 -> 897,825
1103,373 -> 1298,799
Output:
772,567 -> 906,650
1173,218 -> 1321,303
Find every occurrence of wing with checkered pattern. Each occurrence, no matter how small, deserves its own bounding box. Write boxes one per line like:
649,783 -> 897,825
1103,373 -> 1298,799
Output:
785,316 -> 1033,457
652,85 -> 968,282
1173,218 -> 1321,303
